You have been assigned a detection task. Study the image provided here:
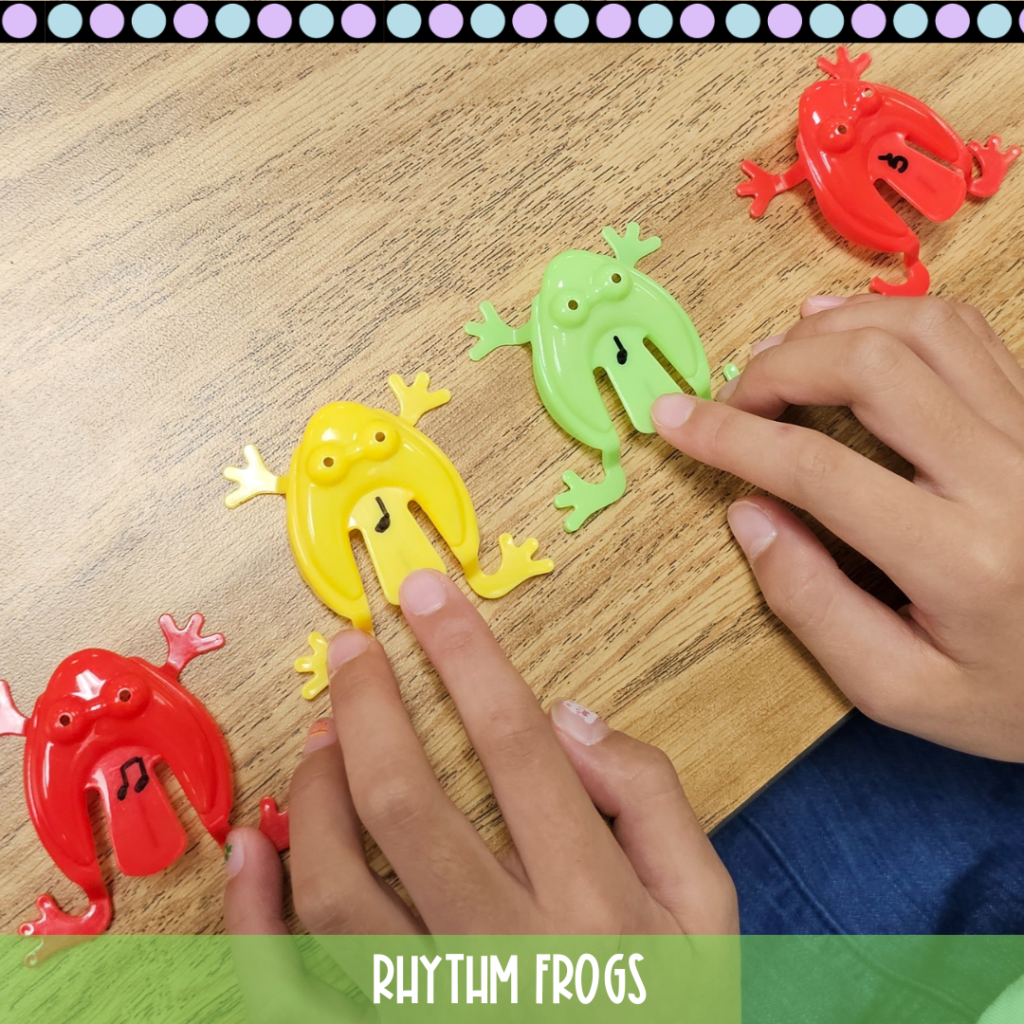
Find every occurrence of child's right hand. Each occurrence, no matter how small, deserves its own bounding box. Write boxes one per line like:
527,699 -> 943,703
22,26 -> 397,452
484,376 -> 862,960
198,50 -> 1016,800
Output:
653,296 -> 1024,762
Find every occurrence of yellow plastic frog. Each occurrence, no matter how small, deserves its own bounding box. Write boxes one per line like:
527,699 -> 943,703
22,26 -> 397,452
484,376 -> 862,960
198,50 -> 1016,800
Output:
223,373 -> 553,699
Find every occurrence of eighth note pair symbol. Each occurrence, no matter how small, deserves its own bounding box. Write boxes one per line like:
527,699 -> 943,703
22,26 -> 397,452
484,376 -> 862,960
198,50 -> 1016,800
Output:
116,757 -> 150,801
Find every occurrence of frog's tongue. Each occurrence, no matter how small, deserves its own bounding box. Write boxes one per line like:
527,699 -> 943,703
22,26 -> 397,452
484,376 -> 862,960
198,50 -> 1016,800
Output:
871,130 -> 967,222
92,748 -> 187,877
600,327 -> 682,434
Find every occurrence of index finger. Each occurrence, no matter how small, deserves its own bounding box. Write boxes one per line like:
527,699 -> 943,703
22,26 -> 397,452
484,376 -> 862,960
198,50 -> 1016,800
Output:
399,570 -> 628,895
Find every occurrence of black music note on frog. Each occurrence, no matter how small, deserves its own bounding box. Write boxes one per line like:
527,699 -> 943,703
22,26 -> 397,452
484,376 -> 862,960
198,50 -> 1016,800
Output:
374,497 -> 391,534
878,153 -> 909,174
116,756 -> 150,801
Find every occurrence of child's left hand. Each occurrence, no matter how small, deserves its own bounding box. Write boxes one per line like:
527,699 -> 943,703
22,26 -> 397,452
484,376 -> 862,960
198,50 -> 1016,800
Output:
222,569 -> 737,938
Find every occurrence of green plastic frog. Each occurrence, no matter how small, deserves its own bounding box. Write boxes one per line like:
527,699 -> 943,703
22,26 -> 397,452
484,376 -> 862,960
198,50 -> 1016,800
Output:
466,224 -> 711,532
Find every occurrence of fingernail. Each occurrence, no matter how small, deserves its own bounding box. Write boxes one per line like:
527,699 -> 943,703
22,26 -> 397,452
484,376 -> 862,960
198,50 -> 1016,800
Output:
224,830 -> 244,879
400,569 -> 448,617
302,718 -> 337,755
716,377 -> 739,402
327,630 -> 370,673
551,699 -> 611,747
652,393 -> 697,430
728,502 -> 778,560
803,295 -> 847,314
751,333 -> 785,357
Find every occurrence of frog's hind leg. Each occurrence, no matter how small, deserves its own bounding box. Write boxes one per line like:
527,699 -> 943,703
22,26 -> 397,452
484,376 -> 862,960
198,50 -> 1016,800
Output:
463,533 -> 554,600
968,136 -> 1021,198
553,444 -> 627,533
870,241 -> 930,297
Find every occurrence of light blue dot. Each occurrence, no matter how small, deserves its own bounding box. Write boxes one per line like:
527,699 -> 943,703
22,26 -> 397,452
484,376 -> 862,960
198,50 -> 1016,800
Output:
299,3 -> 332,37
132,3 -> 166,37
215,3 -> 249,37
470,3 -> 504,37
554,3 -> 588,38
726,3 -> 760,38
978,3 -> 1011,38
638,3 -> 672,38
387,2 -> 421,38
48,2 -> 83,36
809,3 -> 843,37
893,4 -> 928,38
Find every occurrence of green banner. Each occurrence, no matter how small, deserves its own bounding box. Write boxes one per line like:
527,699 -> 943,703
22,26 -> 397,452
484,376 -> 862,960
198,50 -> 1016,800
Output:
2,935 -> 1022,1024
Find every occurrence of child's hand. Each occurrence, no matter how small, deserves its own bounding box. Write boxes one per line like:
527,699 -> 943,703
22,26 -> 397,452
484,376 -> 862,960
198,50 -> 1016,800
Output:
223,569 -> 737,937
653,296 -> 1024,761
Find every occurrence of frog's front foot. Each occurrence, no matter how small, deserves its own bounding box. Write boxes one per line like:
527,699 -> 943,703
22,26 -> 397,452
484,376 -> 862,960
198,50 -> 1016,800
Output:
465,302 -> 531,361
554,464 -> 627,533
20,893 -> 111,965
295,632 -> 330,701
968,136 -> 1021,198
467,535 -> 554,598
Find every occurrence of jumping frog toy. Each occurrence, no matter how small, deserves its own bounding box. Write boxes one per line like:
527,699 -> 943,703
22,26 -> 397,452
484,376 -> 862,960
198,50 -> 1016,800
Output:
223,373 -> 553,699
738,48 -> 1020,296
465,223 -> 711,533
0,614 -> 282,966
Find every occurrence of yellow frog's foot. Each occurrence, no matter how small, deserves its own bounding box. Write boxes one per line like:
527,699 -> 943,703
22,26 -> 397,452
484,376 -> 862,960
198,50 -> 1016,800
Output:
469,534 -> 553,599
388,372 -> 451,427
295,632 -> 330,701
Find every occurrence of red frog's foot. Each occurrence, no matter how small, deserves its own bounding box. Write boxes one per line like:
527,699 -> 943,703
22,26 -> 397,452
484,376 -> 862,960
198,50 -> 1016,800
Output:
20,893 -> 112,966
737,159 -> 807,218
870,250 -> 931,297
258,797 -> 290,852
968,136 -> 1021,198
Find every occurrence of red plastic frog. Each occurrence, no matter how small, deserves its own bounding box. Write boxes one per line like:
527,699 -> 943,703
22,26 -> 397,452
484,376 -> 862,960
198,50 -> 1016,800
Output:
738,47 -> 1021,295
0,613 -> 286,965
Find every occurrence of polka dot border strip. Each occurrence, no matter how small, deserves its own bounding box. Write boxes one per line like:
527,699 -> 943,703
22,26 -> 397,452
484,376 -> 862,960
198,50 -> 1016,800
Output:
4,2 -> 1024,42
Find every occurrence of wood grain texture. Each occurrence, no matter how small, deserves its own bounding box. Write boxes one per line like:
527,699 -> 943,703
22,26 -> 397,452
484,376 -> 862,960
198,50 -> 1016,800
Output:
1,41 -> 1022,939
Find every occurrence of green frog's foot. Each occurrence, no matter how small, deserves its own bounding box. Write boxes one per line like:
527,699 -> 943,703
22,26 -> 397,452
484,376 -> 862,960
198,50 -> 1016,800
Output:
554,469 -> 626,533
295,632 -> 330,701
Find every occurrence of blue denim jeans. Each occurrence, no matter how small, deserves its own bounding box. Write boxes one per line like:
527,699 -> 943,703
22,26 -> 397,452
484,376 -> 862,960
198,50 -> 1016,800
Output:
711,713 -> 1024,1020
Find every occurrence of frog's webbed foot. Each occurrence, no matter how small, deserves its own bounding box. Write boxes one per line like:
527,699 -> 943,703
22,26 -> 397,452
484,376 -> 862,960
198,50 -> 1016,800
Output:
466,534 -> 553,599
223,445 -> 284,508
295,632 -> 331,701
602,222 -> 661,268
870,245 -> 930,297
20,892 -> 112,965
968,136 -> 1021,198
737,160 -> 807,218
553,449 -> 627,533
388,372 -> 451,427
466,302 -> 533,360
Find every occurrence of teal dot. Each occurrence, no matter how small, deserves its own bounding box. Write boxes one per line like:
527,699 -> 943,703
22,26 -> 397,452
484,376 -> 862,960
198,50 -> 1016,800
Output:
893,4 -> 928,38
132,3 -> 166,37
48,2 -> 83,36
471,3 -> 504,37
978,3 -> 1011,38
726,3 -> 760,38
809,3 -> 843,37
214,3 -> 249,36
387,2 -> 421,38
299,3 -> 332,37
638,3 -> 672,38
554,3 -> 588,38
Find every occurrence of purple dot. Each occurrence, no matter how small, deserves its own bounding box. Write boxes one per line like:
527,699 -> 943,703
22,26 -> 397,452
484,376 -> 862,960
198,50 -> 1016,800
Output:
851,3 -> 885,38
429,3 -> 463,37
680,3 -> 714,38
2,2 -> 36,36
257,3 -> 291,36
596,3 -> 630,38
90,3 -> 125,36
174,3 -> 208,37
341,2 -> 375,37
512,3 -> 546,38
936,3 -> 969,38
767,3 -> 801,38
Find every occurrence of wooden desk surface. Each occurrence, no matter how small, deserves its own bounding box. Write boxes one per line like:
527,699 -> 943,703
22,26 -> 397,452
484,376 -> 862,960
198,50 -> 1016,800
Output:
1,42 -> 1021,937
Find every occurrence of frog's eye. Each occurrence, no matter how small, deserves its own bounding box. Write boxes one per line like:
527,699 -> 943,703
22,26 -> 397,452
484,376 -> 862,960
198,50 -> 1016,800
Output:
105,675 -> 150,718
363,422 -> 400,460
307,445 -> 347,485
602,268 -> 632,300
50,706 -> 87,743
552,292 -> 589,328
858,87 -> 882,113
820,118 -> 856,152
